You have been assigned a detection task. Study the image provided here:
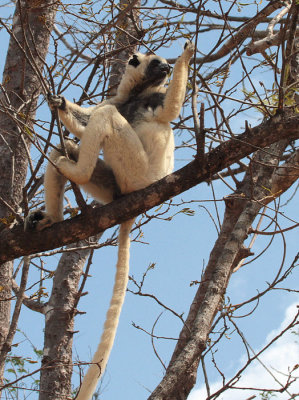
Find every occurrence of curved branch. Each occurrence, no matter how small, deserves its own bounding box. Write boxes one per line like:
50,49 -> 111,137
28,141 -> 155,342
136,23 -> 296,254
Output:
271,148 -> 299,197
11,279 -> 46,314
199,0 -> 283,63
246,29 -> 297,55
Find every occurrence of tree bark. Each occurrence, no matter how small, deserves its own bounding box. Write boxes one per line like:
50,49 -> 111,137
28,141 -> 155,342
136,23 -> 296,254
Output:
108,0 -> 142,91
0,0 -> 56,390
39,238 -> 101,400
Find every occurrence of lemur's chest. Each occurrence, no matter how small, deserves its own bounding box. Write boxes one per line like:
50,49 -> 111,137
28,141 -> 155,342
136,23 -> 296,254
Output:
116,92 -> 165,125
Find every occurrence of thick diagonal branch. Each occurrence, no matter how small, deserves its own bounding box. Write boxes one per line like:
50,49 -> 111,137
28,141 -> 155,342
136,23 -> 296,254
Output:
0,112 -> 298,263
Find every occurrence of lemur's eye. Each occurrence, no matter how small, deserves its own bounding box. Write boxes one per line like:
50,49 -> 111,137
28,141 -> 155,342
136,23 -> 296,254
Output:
128,55 -> 140,68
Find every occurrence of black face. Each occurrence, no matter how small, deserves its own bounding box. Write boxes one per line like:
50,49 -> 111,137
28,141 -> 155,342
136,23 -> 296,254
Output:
126,56 -> 171,97
145,58 -> 171,84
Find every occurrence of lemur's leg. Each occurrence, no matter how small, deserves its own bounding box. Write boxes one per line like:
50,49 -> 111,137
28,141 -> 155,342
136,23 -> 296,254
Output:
156,42 -> 194,123
48,95 -> 94,139
56,105 -> 149,193
24,140 -> 120,231
24,143 -> 69,231
81,158 -> 121,204
43,146 -> 67,224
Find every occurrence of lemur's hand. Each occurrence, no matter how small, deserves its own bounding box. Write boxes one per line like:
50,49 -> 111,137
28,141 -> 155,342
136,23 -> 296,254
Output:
47,93 -> 66,111
182,41 -> 195,60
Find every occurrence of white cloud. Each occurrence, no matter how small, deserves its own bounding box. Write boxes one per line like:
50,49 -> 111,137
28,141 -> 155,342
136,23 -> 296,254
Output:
189,302 -> 299,400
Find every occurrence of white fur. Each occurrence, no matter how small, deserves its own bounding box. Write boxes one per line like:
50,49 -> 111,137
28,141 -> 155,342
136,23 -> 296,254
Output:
30,43 -> 194,399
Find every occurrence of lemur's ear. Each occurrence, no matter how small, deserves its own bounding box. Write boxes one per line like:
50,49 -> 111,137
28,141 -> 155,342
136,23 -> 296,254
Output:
128,54 -> 140,68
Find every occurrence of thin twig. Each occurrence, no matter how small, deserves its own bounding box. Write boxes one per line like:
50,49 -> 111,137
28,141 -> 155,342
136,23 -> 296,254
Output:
0,257 -> 31,370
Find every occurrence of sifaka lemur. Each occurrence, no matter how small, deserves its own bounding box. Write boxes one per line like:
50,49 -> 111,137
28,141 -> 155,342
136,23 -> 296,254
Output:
25,42 -> 195,400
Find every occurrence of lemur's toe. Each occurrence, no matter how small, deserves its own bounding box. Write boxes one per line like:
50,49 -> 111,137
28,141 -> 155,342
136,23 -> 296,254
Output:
184,41 -> 195,56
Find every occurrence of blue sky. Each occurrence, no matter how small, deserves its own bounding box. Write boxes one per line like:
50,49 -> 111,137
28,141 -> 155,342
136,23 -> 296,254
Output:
1,1 -> 298,399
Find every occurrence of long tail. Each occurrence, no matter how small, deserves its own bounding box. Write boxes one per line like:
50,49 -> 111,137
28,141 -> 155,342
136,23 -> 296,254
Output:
76,218 -> 135,400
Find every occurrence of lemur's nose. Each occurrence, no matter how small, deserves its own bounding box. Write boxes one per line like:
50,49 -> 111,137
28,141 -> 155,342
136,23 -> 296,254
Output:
160,63 -> 171,73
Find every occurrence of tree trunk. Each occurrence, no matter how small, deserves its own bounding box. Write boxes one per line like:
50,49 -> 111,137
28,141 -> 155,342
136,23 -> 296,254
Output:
148,139 -> 291,399
39,239 -> 101,400
0,0 -> 56,390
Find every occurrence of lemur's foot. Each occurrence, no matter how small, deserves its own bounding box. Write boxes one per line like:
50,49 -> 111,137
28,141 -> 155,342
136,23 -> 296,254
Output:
64,139 -> 80,161
24,210 -> 56,232
183,41 -> 195,59
56,156 -> 89,185
56,156 -> 75,176
47,93 -> 66,110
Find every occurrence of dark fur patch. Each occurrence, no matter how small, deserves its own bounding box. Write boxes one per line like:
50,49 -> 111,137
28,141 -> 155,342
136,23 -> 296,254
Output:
71,111 -> 90,127
24,210 -> 45,231
90,158 -> 121,199
59,97 -> 66,110
146,59 -> 171,81
128,54 -> 140,68
116,92 -> 165,124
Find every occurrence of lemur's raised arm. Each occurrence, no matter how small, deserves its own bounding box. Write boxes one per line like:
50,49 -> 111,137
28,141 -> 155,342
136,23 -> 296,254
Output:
25,42 -> 195,400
